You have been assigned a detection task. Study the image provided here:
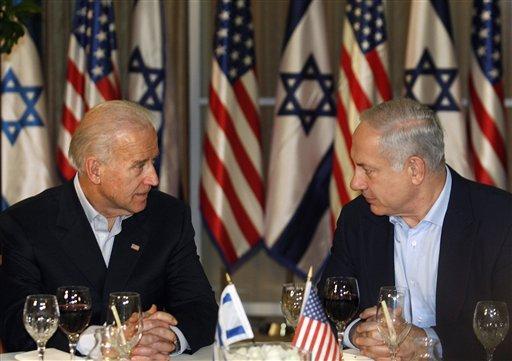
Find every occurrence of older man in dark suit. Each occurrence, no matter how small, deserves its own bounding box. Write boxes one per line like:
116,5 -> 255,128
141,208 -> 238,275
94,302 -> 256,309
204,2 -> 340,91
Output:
0,101 -> 217,360
320,98 -> 512,360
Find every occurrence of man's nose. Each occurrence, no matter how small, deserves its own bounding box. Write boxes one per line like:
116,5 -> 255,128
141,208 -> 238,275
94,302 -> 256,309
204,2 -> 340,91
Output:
350,170 -> 367,192
145,163 -> 159,187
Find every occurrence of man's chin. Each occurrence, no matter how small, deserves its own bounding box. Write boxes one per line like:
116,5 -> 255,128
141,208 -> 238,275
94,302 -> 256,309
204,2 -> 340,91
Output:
369,204 -> 386,216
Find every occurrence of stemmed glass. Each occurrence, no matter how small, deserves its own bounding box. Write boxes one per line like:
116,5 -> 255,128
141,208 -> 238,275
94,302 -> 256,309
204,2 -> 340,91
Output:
323,277 -> 360,354
56,286 -> 92,359
376,286 -> 412,361
107,292 -> 143,359
281,283 -> 305,329
23,294 -> 60,361
473,301 -> 509,361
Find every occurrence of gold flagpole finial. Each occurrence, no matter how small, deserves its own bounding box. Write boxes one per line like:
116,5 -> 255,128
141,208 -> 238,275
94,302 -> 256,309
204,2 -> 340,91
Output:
307,266 -> 313,281
225,273 -> 233,284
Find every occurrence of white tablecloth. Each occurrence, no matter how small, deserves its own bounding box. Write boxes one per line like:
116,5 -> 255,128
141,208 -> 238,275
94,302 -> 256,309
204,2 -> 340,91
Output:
0,345 -> 213,361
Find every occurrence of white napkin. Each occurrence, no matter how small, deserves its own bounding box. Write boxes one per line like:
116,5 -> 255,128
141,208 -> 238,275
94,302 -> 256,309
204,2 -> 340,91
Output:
14,348 -> 86,360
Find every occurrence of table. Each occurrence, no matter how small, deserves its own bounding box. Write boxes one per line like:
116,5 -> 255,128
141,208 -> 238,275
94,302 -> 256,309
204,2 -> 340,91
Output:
0,345 -> 213,361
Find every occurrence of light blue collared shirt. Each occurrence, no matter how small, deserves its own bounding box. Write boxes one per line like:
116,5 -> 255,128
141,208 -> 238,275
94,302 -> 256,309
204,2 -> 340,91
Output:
390,167 -> 451,349
73,175 -> 129,267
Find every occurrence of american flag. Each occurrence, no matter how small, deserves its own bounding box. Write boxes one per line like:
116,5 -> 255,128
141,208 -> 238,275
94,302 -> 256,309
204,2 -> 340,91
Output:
469,0 -> 507,189
200,0 -> 264,270
57,0 -> 120,180
330,0 -> 392,224
292,288 -> 341,361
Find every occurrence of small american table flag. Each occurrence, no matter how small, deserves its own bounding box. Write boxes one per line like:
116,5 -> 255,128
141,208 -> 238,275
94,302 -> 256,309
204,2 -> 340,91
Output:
292,287 -> 341,361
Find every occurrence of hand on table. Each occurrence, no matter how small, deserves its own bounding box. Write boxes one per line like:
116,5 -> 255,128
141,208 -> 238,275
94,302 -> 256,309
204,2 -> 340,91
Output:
352,306 -> 426,361
131,304 -> 179,361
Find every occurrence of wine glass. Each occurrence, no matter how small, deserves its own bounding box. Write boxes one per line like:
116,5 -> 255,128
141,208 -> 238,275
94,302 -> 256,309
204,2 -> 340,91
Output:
107,292 -> 143,359
56,286 -> 92,359
376,286 -> 412,361
23,294 -> 60,361
323,277 -> 360,353
281,283 -> 305,329
412,336 -> 442,360
473,301 -> 509,361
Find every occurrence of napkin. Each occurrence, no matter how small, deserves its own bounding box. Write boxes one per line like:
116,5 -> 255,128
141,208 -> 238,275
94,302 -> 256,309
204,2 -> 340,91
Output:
15,348 -> 86,360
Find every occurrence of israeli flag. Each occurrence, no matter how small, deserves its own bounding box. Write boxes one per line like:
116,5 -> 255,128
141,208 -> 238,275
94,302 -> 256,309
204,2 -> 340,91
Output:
215,284 -> 253,348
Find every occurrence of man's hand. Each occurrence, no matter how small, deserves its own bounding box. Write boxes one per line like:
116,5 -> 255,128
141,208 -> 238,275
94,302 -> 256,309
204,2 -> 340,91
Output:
130,304 -> 179,361
352,306 -> 426,361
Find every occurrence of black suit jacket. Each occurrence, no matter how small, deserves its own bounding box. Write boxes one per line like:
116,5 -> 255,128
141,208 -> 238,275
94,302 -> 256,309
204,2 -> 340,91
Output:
319,168 -> 512,360
0,182 -> 218,353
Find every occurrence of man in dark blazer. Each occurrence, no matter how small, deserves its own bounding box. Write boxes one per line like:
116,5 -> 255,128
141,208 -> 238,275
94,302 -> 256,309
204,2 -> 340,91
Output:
320,98 -> 512,360
0,101 -> 218,360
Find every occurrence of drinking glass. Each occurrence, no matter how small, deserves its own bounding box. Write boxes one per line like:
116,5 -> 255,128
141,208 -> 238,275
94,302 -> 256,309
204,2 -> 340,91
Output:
23,294 -> 60,361
323,277 -> 360,354
473,301 -> 509,361
412,337 -> 442,360
87,326 -> 121,361
56,286 -> 92,359
281,283 -> 305,329
376,286 -> 412,361
107,292 -> 143,359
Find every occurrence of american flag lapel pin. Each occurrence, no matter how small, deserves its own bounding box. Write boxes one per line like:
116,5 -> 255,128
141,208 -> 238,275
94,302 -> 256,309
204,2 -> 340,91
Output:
131,243 -> 140,252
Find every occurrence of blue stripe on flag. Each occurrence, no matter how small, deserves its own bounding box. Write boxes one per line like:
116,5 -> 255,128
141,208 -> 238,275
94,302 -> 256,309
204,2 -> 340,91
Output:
429,0 -> 453,40
1,197 -> 9,211
216,324 -> 224,347
281,0 -> 312,51
269,146 -> 332,274
226,325 -> 247,339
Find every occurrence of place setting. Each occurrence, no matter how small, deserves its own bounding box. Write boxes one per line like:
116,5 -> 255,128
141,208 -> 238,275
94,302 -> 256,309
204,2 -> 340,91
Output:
15,287 -> 143,361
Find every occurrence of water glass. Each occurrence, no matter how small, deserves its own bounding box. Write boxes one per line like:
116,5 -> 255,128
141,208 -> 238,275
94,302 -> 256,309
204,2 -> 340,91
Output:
473,301 -> 509,361
107,292 -> 143,358
281,283 -> 305,328
23,294 -> 60,361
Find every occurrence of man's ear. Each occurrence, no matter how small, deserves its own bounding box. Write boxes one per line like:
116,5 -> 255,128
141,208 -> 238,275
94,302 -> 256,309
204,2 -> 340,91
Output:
84,157 -> 102,185
407,156 -> 426,185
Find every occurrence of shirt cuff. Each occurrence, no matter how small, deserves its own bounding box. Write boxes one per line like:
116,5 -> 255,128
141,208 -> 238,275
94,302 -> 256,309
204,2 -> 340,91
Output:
424,327 -> 443,357
76,325 -> 102,356
170,325 -> 189,355
343,318 -> 361,350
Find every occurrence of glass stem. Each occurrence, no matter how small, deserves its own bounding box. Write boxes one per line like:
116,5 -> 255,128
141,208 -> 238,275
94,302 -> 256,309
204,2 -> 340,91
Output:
336,323 -> 346,357
68,334 -> 79,360
36,341 -> 46,361
486,349 -> 494,361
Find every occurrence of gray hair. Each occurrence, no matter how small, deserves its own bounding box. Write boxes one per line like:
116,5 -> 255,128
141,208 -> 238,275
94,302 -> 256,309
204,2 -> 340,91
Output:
360,98 -> 445,172
69,100 -> 156,173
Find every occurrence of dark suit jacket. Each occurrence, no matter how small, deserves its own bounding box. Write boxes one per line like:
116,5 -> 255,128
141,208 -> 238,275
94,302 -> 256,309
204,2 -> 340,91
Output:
0,182 -> 218,353
319,168 -> 512,360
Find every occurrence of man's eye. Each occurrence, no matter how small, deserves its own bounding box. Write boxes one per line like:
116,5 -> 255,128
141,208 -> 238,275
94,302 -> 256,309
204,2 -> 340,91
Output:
364,168 -> 373,176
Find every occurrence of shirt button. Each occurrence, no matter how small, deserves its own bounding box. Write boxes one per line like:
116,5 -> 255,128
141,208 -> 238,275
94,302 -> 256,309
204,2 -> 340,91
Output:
412,241 -> 417,247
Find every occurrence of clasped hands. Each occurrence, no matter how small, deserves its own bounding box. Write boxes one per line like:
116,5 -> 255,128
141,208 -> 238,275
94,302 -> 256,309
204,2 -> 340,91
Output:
128,304 -> 179,361
352,306 -> 426,361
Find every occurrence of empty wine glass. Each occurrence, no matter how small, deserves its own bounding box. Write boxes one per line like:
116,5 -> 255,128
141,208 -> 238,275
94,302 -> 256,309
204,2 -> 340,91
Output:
376,286 -> 412,361
281,283 -> 305,328
323,277 -> 360,355
473,301 -> 509,361
23,294 -> 60,361
107,292 -> 143,359
56,286 -> 92,359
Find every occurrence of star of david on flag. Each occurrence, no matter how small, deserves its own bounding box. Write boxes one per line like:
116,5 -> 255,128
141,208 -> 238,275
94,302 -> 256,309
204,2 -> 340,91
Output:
278,54 -> 335,135
1,69 -> 44,145
404,49 -> 459,111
